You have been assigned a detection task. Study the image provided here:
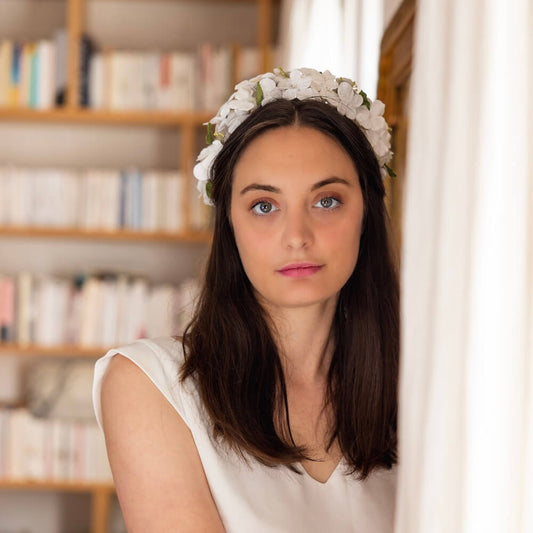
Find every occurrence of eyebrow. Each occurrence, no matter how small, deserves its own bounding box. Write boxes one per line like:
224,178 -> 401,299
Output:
239,176 -> 353,195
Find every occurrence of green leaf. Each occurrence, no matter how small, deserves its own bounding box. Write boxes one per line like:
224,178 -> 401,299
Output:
359,89 -> 371,110
255,81 -> 264,105
278,67 -> 289,78
206,123 -> 214,145
384,164 -> 397,178
206,180 -> 213,200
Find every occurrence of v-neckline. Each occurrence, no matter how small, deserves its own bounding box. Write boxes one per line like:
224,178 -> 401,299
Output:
298,457 -> 344,485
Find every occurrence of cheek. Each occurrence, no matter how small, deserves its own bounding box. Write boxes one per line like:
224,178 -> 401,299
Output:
232,215 -> 272,274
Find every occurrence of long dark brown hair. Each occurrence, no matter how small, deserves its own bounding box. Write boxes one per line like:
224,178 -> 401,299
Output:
179,98 -> 399,480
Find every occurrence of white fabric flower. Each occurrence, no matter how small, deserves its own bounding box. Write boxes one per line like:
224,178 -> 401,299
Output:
259,77 -> 282,104
195,68 -> 394,206
336,81 -> 364,120
356,99 -> 387,130
193,140 -> 222,205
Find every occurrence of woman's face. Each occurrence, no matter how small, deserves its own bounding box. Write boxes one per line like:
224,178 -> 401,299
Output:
230,125 -> 364,312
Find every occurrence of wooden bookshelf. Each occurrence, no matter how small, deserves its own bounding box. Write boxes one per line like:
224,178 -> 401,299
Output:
0,478 -> 113,492
0,342 -> 110,357
0,107 -> 215,126
0,479 -> 115,533
0,226 -> 213,243
0,0 -> 275,531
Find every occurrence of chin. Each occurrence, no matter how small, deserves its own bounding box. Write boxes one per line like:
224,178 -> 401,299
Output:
258,288 -> 340,311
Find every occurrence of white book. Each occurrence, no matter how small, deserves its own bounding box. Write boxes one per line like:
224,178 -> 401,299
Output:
115,273 -> 130,345
79,170 -> 89,228
86,422 -> 112,481
164,172 -> 184,232
110,52 -> 131,110
8,408 -> 30,479
70,421 -> 85,480
79,276 -> 101,346
0,408 -> 7,478
33,275 -> 52,345
142,52 -> 160,110
43,417 -> 54,479
65,282 -> 82,344
34,276 -> 67,345
156,172 -> 167,230
36,39 -> 56,110
48,169 -> 67,227
80,170 -> 94,228
100,170 -> 121,231
25,415 -> 46,480
169,52 -> 195,111
146,283 -> 175,338
0,166 -> 7,224
31,168 -> 60,227
89,52 -> 105,109
8,167 -> 31,226
62,169 -> 81,228
51,417 -> 70,480
29,168 -> 45,225
16,271 -> 33,344
127,277 -> 148,341
55,277 -> 71,344
100,277 -> 118,347
141,170 -> 159,231
87,170 -> 102,229
94,170 -> 106,228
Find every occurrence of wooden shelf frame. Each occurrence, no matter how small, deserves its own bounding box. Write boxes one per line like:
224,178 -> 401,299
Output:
0,1 -> 276,532
0,107 -> 215,126
0,479 -> 115,533
0,342 -> 112,357
0,225 -> 213,243
0,478 -> 113,491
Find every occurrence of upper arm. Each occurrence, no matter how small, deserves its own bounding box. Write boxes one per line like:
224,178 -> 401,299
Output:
100,353 -> 225,533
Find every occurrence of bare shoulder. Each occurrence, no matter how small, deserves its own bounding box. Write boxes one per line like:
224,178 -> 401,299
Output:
100,353 -> 225,532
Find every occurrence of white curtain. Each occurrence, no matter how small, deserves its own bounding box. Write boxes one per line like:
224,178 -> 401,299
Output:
278,0 -> 383,98
397,0 -> 533,532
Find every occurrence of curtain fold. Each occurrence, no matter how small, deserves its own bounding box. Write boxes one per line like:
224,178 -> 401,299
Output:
397,0 -> 533,532
278,0 -> 383,98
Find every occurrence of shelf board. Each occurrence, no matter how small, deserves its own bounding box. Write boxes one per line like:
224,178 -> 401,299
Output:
0,107 -> 215,126
0,343 -> 111,357
0,478 -> 114,492
0,226 -> 213,243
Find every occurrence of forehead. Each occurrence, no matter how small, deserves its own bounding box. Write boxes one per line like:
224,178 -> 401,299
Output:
233,126 -> 357,184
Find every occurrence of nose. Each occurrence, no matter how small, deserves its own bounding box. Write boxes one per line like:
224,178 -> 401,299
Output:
281,207 -> 314,250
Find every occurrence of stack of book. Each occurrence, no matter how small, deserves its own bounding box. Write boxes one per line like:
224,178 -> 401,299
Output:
0,272 -> 200,347
0,166 -> 211,232
0,407 -> 112,482
0,29 -> 260,111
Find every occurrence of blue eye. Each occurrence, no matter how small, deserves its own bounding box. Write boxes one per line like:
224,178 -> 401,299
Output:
251,201 -> 279,215
314,196 -> 341,209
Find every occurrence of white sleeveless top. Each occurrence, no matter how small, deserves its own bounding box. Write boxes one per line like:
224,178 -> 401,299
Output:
92,336 -> 397,533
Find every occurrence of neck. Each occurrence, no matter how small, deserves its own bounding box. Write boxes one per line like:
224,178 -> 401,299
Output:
261,297 -> 338,387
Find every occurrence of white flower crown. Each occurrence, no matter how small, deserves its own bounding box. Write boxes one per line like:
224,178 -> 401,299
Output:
193,67 -> 395,206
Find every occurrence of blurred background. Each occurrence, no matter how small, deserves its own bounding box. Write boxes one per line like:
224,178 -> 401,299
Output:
0,1 -> 406,531
0,0 -> 530,532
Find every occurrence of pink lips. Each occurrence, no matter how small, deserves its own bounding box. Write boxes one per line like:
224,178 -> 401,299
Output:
277,262 -> 324,278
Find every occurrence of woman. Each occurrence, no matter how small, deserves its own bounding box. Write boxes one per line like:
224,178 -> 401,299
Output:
93,68 -> 399,532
